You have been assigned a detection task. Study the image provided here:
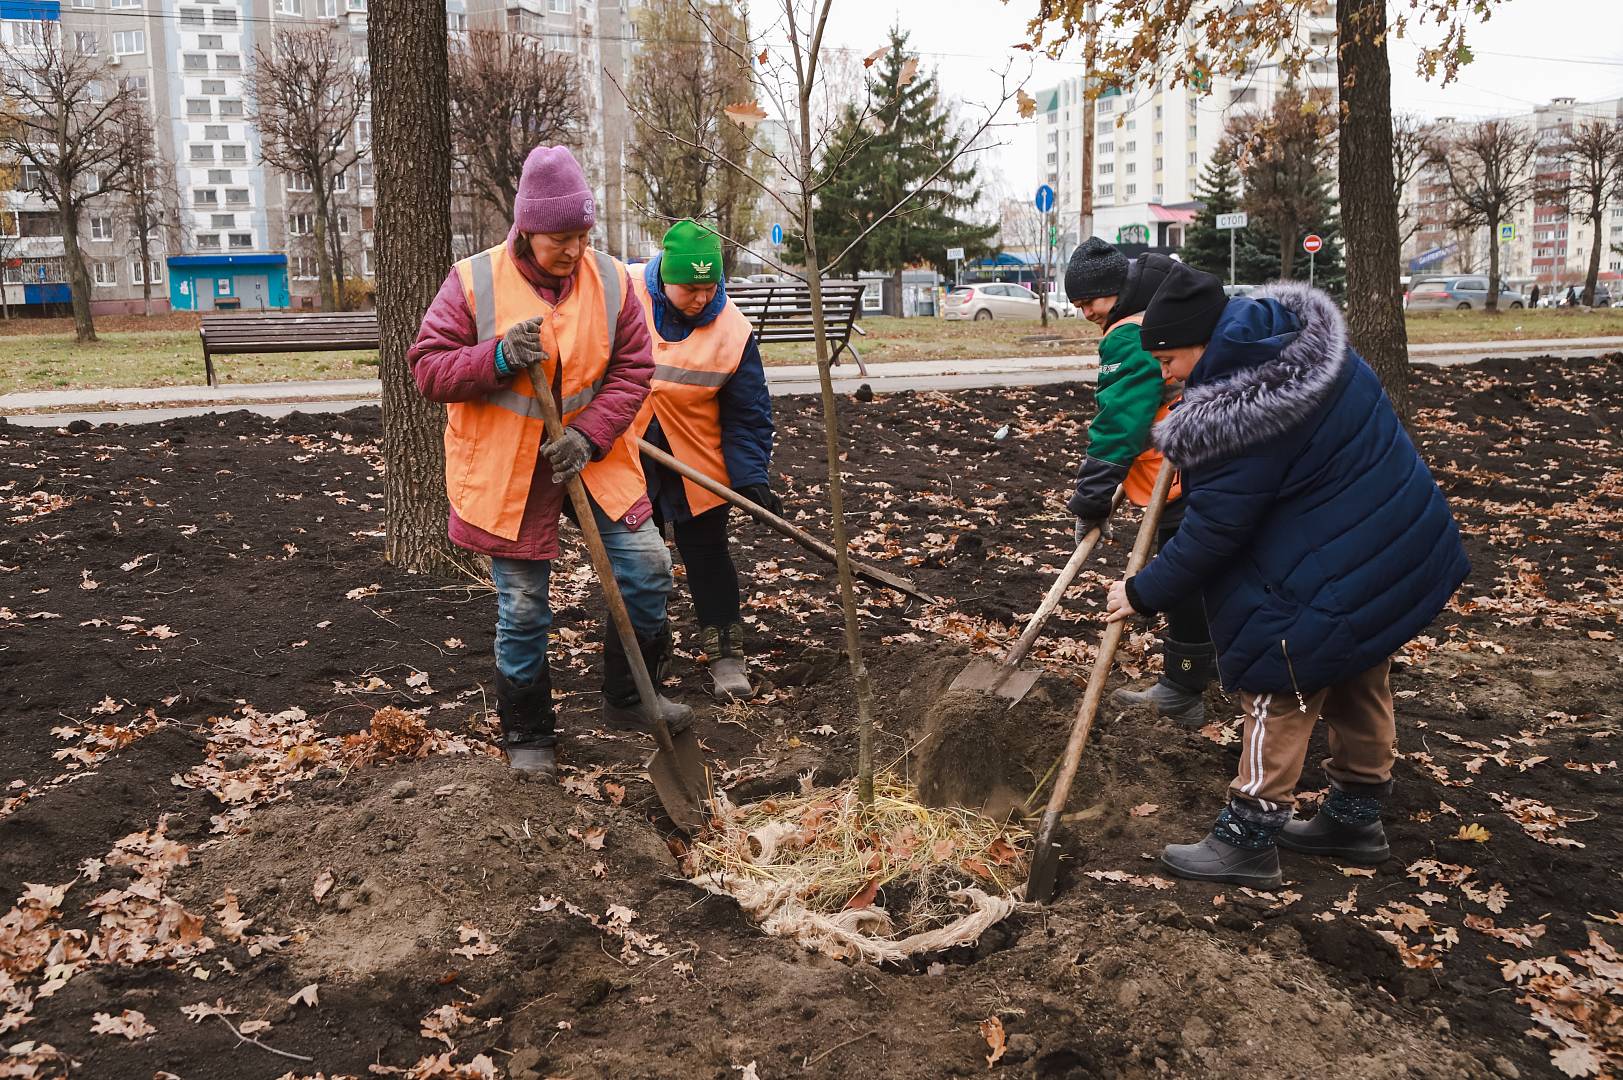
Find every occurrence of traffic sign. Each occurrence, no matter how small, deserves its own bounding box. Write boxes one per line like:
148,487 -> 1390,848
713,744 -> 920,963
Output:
946,246 -> 965,261
1497,223 -> 1516,243
1302,233 -> 1323,255
770,223 -> 783,245
1216,212 -> 1248,230
1034,184 -> 1055,213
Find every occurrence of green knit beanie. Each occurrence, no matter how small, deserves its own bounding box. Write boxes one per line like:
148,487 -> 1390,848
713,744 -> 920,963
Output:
661,219 -> 723,285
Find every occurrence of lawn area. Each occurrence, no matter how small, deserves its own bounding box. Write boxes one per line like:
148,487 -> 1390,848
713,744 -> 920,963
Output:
1,305 -> 1620,395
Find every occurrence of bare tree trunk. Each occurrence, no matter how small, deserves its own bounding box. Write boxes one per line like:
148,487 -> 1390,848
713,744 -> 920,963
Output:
312,183 -> 336,311
61,208 -> 97,343
1584,216 -> 1601,306
370,0 -> 463,576
138,229 -> 152,317
1279,230 -> 1296,281
1486,222 -> 1501,311
1337,0 -> 1409,419
329,197 -> 349,310
890,265 -> 903,318
796,32 -> 877,810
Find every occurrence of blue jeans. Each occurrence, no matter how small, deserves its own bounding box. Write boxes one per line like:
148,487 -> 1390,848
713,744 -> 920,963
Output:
490,504 -> 672,686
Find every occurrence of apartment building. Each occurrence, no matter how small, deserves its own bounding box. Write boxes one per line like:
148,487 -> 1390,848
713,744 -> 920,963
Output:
1035,18 -> 1335,265
1404,97 -> 1623,289
0,0 -> 633,314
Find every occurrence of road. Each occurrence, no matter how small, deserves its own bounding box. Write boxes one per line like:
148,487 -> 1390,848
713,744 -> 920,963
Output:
3,338 -> 1619,428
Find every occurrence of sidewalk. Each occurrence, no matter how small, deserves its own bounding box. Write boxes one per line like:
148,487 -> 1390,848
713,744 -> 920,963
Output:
4,337 -> 1620,427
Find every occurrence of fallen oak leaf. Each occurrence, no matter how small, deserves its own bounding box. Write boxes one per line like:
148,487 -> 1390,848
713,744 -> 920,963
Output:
312,868 -> 334,903
1454,823 -> 1491,843
237,1019 -> 271,1035
1129,803 -> 1159,817
288,983 -> 319,1008
90,1010 -> 155,1040
844,877 -> 880,911
979,1016 -> 1007,1068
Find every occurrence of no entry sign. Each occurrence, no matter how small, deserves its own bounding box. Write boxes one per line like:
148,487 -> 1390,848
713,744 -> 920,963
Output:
1302,233 -> 1324,255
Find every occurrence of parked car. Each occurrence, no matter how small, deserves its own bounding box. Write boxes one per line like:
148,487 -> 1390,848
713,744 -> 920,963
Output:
1045,290 -> 1078,318
942,282 -> 1060,322
1405,275 -> 1527,310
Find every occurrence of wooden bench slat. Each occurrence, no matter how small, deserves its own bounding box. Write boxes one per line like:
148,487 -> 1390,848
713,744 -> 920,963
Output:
198,311 -> 381,386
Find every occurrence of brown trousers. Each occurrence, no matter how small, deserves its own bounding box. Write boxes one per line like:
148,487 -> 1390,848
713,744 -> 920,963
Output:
1230,660 -> 1396,813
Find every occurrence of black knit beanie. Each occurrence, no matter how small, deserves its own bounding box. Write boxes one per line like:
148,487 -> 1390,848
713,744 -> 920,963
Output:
1064,237 -> 1129,302
1141,262 -> 1228,349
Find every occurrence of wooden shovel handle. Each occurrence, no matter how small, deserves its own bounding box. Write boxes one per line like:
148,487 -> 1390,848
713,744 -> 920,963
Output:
525,364 -> 676,756
1028,461 -> 1176,901
998,486 -> 1125,672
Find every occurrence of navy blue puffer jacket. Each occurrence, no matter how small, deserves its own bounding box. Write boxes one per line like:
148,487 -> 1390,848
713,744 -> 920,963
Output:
1127,283 -> 1469,694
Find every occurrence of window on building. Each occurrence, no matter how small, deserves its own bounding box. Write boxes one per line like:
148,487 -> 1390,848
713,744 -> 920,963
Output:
130,259 -> 163,284
346,0 -> 366,10
1098,141 -> 1113,154
1097,119 -> 1112,136
203,123 -> 228,140
212,8 -> 237,24
1188,151 -> 1197,166
189,145 -> 216,163
198,33 -> 222,49
1154,157 -> 1163,171
288,212 -> 313,235
287,173 -> 312,193
335,212 -> 349,234
331,171 -> 347,192
548,0 -> 571,10
292,255 -> 318,279
184,54 -> 209,72
1098,162 -> 1113,175
92,260 -> 116,286
360,206 -> 374,231
74,31 -> 98,54
120,75 -> 148,99
207,168 -> 233,184
1124,140 -> 1136,152
1187,124 -> 1197,139
196,233 -> 221,250
187,98 -> 211,117
20,163 -> 43,190
228,233 -> 252,249
276,0 -> 298,12
1125,119 -> 1136,131
1154,104 -> 1163,119
1099,183 -> 1114,198
193,188 -> 219,206
355,118 -> 371,147
202,80 -> 226,94
216,54 -> 241,72
447,11 -> 466,31
226,188 -> 249,205
1098,97 -> 1114,114
73,0 -> 95,8
89,215 -> 113,241
222,145 -> 246,163
318,0 -> 337,15
219,99 -> 244,117
180,6 -> 204,24
362,247 -> 373,276
1126,183 -> 1137,198
544,32 -> 565,51
358,160 -> 374,187
211,213 -> 235,228
1126,162 -> 1136,175
1156,183 -> 1164,199
1154,131 -> 1163,145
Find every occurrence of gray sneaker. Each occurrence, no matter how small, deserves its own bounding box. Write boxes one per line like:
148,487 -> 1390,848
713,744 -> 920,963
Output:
1161,834 -> 1282,888
1111,677 -> 1206,724
703,624 -> 754,702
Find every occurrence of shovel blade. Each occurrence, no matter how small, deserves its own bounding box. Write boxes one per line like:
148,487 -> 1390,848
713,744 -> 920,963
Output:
648,728 -> 710,835
947,660 -> 1041,705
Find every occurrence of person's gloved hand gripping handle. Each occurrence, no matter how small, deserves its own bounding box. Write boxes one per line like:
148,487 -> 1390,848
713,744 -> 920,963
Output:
497,316 -> 596,485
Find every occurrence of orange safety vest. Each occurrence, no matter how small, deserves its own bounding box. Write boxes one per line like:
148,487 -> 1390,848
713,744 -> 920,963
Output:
628,274 -> 754,516
445,242 -> 645,541
1110,313 -> 1184,507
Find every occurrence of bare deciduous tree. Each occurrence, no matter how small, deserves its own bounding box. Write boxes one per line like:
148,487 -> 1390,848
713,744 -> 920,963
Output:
1431,118 -> 1538,311
448,30 -> 585,232
1227,86 -> 1337,281
247,28 -> 368,312
1542,117 -> 1623,307
0,25 -> 135,342
1391,112 -> 1437,250
623,0 -> 764,271
115,107 -> 181,317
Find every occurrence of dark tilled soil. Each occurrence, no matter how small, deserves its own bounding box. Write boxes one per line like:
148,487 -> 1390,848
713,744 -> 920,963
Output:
0,356 -> 1618,1079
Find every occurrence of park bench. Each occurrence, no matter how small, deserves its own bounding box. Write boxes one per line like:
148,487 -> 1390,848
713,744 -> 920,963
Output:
727,279 -> 869,375
197,311 -> 379,387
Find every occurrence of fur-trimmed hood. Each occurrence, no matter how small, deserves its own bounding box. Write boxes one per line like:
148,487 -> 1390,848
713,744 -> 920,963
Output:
1153,282 -> 1349,469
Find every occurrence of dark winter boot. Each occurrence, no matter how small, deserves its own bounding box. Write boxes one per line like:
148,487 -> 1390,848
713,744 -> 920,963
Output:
495,668 -> 557,778
1161,802 -> 1285,887
703,623 -> 754,702
601,626 -> 693,733
1110,638 -> 1214,723
1278,783 -> 1391,865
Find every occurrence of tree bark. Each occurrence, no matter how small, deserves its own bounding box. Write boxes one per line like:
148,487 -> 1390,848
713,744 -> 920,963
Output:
369,0 -> 464,576
60,205 -> 96,343
329,200 -> 349,311
138,228 -> 152,317
1486,218 -> 1502,312
1584,215 -> 1602,307
1336,0 -> 1409,419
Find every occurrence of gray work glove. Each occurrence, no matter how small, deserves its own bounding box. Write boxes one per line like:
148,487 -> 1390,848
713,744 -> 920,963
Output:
543,427 -> 593,484
500,316 -> 545,373
1076,516 -> 1114,544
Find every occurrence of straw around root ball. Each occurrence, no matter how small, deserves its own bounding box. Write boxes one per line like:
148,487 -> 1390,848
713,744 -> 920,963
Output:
686,775 -> 1028,963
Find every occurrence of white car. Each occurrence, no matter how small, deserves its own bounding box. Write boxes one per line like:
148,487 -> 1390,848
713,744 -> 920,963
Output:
942,282 -> 1060,322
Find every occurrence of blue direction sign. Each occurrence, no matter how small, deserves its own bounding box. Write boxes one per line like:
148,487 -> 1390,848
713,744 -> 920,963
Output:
770,223 -> 783,245
1035,184 -> 1055,213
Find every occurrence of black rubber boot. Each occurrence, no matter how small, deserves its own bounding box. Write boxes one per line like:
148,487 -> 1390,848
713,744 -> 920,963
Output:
1110,637 -> 1214,723
495,668 -> 556,778
1161,802 -> 1284,888
601,626 -> 693,733
1278,785 -> 1391,865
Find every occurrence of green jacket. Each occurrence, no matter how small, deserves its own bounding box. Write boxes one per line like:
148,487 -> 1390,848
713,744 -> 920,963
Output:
1068,320 -> 1165,521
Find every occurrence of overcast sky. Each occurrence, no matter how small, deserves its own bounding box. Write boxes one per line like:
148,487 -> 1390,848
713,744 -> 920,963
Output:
810,0 -> 1623,200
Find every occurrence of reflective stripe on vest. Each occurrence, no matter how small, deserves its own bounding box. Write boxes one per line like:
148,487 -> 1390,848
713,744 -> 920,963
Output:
628,273 -> 754,516
443,243 -> 645,540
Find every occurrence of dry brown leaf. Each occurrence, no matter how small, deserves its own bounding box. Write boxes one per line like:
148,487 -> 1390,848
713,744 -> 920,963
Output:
288,983 -> 319,1008
897,57 -> 920,87
979,1016 -> 1007,1068
844,877 -> 880,911
90,1010 -> 155,1040
1016,88 -> 1038,119
723,101 -> 768,128
237,1019 -> 271,1035
1339,866 -> 1377,878
1129,803 -> 1159,817
312,868 -> 334,903
862,46 -> 887,68
1455,823 -> 1491,843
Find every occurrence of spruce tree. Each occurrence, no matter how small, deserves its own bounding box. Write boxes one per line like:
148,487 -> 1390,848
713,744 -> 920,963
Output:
1180,152 -> 1242,278
808,26 -> 995,296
